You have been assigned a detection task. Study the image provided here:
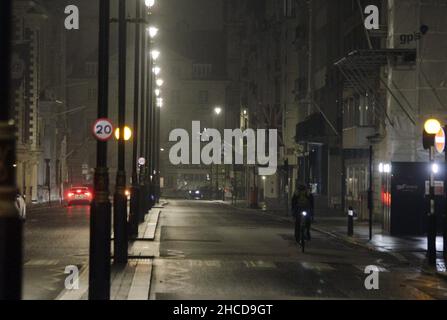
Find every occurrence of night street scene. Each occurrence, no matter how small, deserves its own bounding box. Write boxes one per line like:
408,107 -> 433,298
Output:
2,0 -> 447,308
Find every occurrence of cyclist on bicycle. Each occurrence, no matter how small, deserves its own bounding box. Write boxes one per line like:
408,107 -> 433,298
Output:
291,184 -> 312,243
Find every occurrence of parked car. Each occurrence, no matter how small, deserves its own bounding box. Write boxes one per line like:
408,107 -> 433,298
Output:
15,193 -> 26,220
66,187 -> 93,206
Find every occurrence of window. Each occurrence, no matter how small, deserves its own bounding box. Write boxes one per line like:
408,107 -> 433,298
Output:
193,64 -> 212,78
85,62 -> 97,77
198,90 -> 209,105
88,87 -> 97,101
283,0 -> 295,18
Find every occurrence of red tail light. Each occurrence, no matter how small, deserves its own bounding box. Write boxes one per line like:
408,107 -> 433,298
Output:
85,192 -> 92,198
68,192 -> 74,198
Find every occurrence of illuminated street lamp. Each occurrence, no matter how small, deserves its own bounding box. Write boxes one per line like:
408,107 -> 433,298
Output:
155,89 -> 160,97
214,107 -> 222,115
145,0 -> 155,8
114,126 -> 132,141
153,66 -> 161,75
156,97 -> 163,108
148,26 -> 159,39
156,78 -> 164,87
151,50 -> 160,61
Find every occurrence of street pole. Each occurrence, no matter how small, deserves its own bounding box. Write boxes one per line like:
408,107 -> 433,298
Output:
150,69 -> 156,206
428,146 -> 437,265
129,0 -> 142,238
146,53 -> 154,213
89,0 -> 111,300
155,101 -> 161,203
0,0 -> 22,300
138,4 -> 147,223
368,145 -> 373,241
113,0 -> 128,265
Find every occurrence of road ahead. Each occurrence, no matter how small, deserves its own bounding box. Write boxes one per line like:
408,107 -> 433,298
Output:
23,204 -> 90,300
150,200 -> 447,300
22,200 -> 447,300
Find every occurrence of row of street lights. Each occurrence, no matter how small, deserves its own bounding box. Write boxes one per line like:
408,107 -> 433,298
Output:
90,0 -> 164,300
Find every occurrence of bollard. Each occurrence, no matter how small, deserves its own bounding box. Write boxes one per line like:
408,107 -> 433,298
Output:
348,206 -> 354,237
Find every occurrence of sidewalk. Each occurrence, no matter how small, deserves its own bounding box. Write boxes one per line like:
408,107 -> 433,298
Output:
312,217 -> 447,280
218,200 -> 447,281
57,200 -> 167,300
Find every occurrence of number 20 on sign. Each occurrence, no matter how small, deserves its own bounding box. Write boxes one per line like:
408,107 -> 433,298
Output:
92,118 -> 114,142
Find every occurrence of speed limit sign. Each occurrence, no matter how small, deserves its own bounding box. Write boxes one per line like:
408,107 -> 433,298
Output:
92,118 -> 114,141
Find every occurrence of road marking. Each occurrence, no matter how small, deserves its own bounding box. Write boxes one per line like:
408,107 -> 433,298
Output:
25,259 -> 59,266
355,265 -> 389,273
301,262 -> 335,272
243,260 -> 276,269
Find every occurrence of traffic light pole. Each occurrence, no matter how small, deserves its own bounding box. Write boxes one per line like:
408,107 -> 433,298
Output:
428,146 -> 437,265
129,0 -> 143,238
89,0 -> 111,300
113,0 -> 128,265
0,0 -> 22,300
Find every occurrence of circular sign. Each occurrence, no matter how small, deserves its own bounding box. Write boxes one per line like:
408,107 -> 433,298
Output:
92,118 -> 114,141
435,128 -> 445,154
138,157 -> 146,166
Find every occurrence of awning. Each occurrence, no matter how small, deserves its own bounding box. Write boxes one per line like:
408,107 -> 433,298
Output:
334,49 -> 417,127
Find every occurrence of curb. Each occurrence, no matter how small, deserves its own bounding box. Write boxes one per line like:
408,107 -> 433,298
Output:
220,200 -> 447,282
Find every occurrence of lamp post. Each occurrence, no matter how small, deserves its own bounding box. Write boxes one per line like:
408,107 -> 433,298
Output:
129,0 -> 143,238
113,0 -> 129,265
89,0 -> 111,300
423,118 -> 441,266
155,87 -> 163,203
213,107 -> 223,199
0,0 -> 22,300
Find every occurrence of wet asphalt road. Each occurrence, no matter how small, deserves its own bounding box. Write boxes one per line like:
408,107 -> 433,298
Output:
22,200 -> 447,300
23,204 -> 90,300
150,200 -> 447,300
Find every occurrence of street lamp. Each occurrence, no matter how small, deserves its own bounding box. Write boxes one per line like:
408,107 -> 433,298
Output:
214,107 -> 222,115
155,89 -> 160,97
151,50 -> 160,61
153,66 -> 161,75
145,0 -> 155,8
156,79 -> 164,87
156,97 -> 163,108
148,26 -> 158,38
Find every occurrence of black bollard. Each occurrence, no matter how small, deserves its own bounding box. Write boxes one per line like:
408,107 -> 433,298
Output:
348,206 -> 354,237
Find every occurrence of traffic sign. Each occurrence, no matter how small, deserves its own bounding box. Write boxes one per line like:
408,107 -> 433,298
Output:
435,128 -> 445,154
92,118 -> 114,141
